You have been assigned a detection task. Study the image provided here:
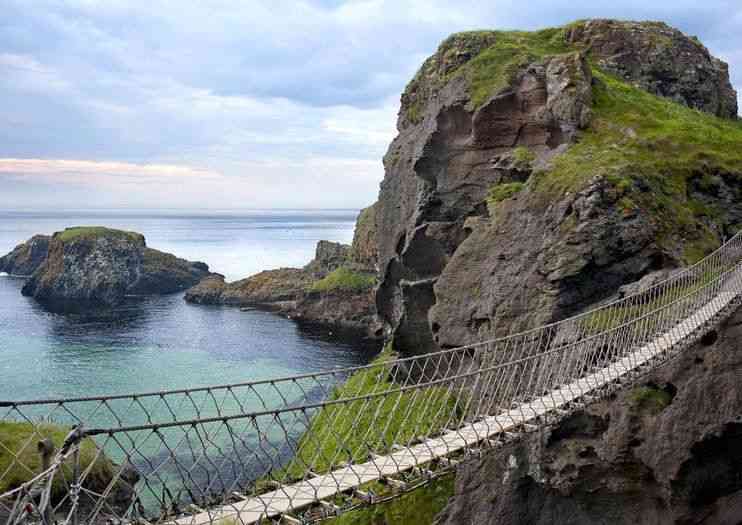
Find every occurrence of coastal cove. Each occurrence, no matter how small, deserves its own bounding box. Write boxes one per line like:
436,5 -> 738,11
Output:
0,210 -> 379,403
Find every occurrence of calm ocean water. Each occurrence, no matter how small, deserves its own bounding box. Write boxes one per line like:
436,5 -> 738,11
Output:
0,209 -> 379,402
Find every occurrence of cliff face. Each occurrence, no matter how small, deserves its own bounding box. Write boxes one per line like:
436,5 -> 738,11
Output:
19,227 -> 213,308
375,21 -> 741,356
0,235 -> 50,276
435,305 -> 742,525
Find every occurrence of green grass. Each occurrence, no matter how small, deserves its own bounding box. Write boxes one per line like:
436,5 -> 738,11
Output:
0,421 -> 115,498
57,226 -> 144,244
488,182 -> 525,203
581,265 -> 726,334
451,28 -> 571,108
486,182 -> 525,216
403,27 -> 573,122
309,267 -> 377,294
278,347 -> 462,480
630,386 -> 673,414
532,69 -> 742,256
512,146 -> 536,170
324,474 -> 455,525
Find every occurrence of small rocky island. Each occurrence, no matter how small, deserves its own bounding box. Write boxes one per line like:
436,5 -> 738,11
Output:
1,226 -> 214,309
185,204 -> 382,337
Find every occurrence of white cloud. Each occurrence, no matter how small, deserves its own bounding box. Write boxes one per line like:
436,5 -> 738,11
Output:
0,0 -> 740,209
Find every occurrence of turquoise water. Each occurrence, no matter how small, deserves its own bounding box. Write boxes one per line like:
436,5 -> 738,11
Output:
0,210 -> 377,403
0,210 -> 379,512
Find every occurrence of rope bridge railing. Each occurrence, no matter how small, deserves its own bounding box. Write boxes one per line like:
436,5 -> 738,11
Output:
3,232 -> 742,524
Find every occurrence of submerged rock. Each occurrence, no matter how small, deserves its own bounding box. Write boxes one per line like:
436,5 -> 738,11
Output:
0,235 -> 50,276
16,227 -> 214,309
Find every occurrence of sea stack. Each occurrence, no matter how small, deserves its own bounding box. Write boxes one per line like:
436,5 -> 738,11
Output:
15,226 -> 214,309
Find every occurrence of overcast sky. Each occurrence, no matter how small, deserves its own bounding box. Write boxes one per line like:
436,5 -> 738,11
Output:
1,1 -> 740,210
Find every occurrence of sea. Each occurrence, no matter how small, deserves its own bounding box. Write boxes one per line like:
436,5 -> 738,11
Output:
0,209 -> 380,402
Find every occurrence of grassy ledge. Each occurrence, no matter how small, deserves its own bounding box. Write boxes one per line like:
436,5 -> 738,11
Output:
403,27 -> 572,123
630,385 -> 673,414
532,69 -> 742,262
57,226 -> 144,244
309,267 -> 377,294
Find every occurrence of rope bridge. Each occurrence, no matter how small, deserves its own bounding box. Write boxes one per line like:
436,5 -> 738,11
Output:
3,233 -> 742,525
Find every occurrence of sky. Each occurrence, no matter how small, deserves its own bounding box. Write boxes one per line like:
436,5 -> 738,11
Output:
1,1 -> 740,210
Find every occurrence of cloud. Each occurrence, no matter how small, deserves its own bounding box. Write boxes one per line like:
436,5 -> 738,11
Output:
0,0 -> 740,209
0,158 -> 224,184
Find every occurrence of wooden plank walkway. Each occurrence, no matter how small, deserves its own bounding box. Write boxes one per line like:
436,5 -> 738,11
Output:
175,289 -> 737,525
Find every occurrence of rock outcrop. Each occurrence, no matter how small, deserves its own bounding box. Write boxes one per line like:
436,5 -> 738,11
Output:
0,235 -> 50,276
16,227 -> 213,309
566,19 -> 738,119
375,21 -> 740,356
349,203 -> 379,271
185,268 -> 315,306
434,305 -> 742,524
185,206 -> 382,337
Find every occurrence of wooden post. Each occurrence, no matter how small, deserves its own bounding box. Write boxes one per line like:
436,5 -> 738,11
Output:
37,438 -> 55,524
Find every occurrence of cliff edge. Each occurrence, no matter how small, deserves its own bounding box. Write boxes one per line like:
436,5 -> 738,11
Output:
375,19 -> 741,357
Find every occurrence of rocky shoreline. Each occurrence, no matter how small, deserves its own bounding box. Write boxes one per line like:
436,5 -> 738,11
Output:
1,205 -> 383,337
185,204 -> 382,338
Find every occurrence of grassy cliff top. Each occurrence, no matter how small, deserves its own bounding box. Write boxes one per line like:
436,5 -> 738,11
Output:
56,226 -> 145,244
403,26 -> 573,121
532,69 -> 742,262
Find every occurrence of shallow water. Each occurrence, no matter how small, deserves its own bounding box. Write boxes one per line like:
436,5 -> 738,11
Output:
0,209 -> 377,402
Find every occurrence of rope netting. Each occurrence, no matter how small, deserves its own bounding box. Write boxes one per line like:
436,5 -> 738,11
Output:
2,232 -> 742,524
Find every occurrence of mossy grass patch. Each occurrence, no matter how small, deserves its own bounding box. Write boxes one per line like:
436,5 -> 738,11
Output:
57,226 -> 143,244
0,420 -> 115,498
310,267 -> 376,293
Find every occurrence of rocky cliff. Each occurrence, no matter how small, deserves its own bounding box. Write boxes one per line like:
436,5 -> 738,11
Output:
375,20 -> 741,356
434,304 -> 742,525
17,227 -> 214,309
0,235 -> 50,276
185,206 -> 381,336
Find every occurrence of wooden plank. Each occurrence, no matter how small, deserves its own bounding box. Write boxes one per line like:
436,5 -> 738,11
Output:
173,287 -> 736,524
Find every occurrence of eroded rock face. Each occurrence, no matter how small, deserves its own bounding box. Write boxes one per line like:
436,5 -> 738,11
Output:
18,228 -> 213,309
305,241 -> 352,278
434,307 -> 742,524
0,235 -> 50,276
350,203 -> 379,271
375,21 -> 740,357
377,51 -> 596,354
566,19 -> 738,118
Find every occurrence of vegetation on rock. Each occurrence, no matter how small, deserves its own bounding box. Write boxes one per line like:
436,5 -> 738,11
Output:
486,182 -> 525,215
533,69 -> 742,262
57,226 -> 144,244
324,474 -> 455,525
630,385 -> 674,414
280,346 -> 460,479
0,421 -> 114,498
309,267 -> 377,294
